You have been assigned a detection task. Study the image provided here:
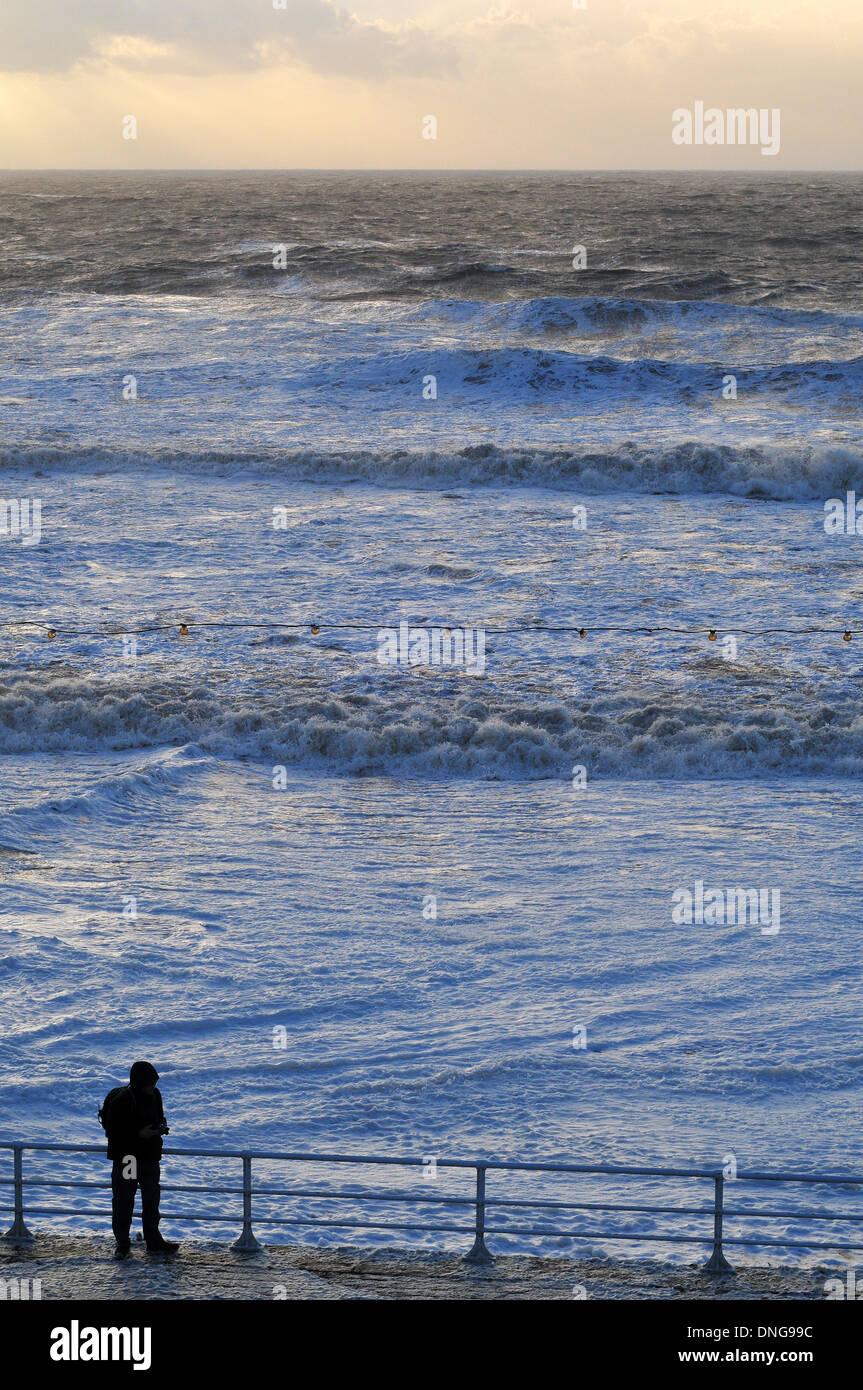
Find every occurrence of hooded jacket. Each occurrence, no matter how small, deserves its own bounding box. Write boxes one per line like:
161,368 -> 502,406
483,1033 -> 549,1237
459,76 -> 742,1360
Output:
106,1062 -> 167,1163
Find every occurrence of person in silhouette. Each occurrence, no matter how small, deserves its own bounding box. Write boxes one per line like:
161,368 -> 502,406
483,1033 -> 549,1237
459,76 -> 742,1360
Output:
103,1060 -> 178,1259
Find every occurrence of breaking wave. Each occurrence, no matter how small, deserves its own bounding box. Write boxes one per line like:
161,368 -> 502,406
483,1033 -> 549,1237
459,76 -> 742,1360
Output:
412,294 -> 863,339
310,344 -> 863,401
4,441 -> 862,500
0,747 -> 212,846
1,672 -> 862,780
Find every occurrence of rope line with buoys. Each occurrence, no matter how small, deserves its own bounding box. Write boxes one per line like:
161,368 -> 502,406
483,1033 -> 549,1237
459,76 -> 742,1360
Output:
1,619 -> 855,644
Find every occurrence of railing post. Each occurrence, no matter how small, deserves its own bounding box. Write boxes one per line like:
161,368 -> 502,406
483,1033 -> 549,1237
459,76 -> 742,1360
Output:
230,1155 -> 262,1253
704,1174 -> 733,1273
2,1145 -> 35,1246
464,1164 -> 493,1264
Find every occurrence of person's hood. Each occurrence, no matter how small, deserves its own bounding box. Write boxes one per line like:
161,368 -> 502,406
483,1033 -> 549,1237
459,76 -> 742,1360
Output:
129,1060 -> 160,1090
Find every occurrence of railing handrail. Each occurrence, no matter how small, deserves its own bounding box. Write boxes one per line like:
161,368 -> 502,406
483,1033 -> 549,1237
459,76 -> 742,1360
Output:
3,1139 -> 863,1269
1,1140 -> 861,1186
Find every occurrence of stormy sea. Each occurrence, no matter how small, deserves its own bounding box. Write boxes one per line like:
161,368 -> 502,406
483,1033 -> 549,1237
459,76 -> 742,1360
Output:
1,171 -> 861,1260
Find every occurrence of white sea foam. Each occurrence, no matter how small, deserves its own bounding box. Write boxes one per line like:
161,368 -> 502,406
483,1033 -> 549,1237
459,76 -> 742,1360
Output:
0,672 -> 860,779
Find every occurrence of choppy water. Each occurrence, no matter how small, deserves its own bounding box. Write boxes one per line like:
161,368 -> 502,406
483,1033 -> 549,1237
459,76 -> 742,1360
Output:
0,173 -> 861,1260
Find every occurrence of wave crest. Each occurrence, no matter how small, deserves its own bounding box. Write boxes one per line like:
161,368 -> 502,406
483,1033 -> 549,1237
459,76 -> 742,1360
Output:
4,442 -> 863,500
2,673 -> 862,780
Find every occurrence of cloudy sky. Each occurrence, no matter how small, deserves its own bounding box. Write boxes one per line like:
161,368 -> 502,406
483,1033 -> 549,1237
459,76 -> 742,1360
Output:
0,0 -> 859,168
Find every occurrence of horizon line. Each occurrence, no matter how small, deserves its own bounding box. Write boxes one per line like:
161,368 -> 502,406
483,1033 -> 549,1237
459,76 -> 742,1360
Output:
1,166 -> 862,175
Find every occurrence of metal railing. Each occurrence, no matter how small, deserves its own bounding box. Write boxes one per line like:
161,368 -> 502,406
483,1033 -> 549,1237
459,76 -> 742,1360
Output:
2,1141 -> 863,1270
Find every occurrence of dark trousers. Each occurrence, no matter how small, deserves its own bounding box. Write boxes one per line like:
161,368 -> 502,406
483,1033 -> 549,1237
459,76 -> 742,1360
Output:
111,1157 -> 161,1247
